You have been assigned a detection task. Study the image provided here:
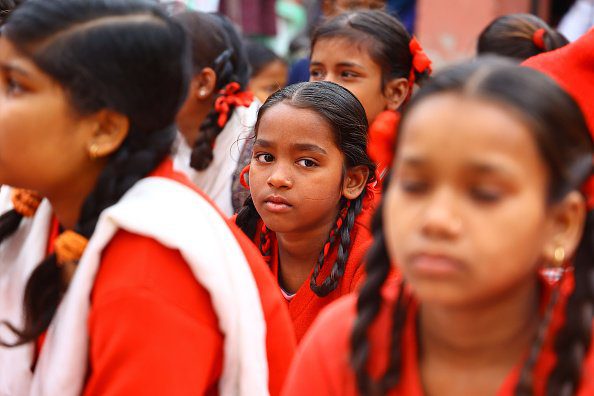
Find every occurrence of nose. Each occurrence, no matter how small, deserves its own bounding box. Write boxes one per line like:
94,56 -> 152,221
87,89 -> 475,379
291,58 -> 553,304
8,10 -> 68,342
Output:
267,163 -> 293,189
320,72 -> 338,84
421,187 -> 462,240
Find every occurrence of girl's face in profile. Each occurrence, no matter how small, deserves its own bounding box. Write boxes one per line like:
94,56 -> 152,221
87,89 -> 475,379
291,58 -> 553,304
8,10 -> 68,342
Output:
0,36 -> 98,195
384,93 -> 558,308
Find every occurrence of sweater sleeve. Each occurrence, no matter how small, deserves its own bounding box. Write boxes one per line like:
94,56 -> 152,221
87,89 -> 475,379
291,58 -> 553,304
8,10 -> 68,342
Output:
83,231 -> 223,396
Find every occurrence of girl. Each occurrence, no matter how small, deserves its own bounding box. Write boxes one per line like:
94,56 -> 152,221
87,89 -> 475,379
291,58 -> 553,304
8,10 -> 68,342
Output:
283,59 -> 594,395
173,11 -> 258,216
309,10 -> 431,179
236,81 -> 377,341
0,1 -> 295,394
245,40 -> 288,104
478,13 -> 569,61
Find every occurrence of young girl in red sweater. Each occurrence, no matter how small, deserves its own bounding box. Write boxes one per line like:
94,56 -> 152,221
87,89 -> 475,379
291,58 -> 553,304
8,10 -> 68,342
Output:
309,10 -> 431,179
0,1 -> 294,394
236,81 -> 376,341
283,59 -> 594,395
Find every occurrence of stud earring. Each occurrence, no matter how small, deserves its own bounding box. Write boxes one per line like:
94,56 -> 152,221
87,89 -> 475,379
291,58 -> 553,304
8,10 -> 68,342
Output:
89,144 -> 100,159
553,246 -> 565,267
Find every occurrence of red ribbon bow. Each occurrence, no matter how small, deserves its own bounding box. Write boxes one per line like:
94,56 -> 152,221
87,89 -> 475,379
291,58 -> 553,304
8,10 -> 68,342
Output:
533,28 -> 546,50
408,36 -> 433,87
214,82 -> 255,128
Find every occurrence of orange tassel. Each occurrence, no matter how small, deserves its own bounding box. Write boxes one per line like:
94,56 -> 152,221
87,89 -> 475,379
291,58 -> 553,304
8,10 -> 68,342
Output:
54,230 -> 88,265
11,189 -> 42,217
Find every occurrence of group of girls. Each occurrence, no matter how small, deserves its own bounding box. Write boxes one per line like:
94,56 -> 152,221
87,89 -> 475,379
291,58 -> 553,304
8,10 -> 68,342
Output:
0,0 -> 593,395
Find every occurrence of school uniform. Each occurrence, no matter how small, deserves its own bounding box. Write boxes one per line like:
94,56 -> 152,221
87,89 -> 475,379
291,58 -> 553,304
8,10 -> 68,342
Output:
251,203 -> 374,342
282,273 -> 594,396
173,101 -> 260,216
2,159 -> 296,396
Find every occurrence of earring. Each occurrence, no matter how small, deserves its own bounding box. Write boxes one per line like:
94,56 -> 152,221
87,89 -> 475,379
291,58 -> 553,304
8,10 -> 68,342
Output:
89,144 -> 100,159
553,246 -> 565,267
199,88 -> 208,97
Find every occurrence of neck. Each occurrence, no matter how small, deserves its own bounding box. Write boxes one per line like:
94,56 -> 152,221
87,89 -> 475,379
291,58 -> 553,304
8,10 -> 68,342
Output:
45,160 -> 107,230
177,99 -> 215,147
276,217 -> 337,293
419,277 -> 540,368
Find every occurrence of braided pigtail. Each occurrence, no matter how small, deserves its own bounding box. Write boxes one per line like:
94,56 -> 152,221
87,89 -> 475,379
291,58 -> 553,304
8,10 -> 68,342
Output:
2,126 -> 176,346
236,195 -> 262,240
310,193 -> 364,297
0,210 -> 24,243
190,49 -> 236,171
543,210 -> 594,396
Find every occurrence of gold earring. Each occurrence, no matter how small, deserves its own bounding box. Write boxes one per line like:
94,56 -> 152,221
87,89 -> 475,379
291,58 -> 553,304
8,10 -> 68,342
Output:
553,246 -> 566,268
89,144 -> 100,159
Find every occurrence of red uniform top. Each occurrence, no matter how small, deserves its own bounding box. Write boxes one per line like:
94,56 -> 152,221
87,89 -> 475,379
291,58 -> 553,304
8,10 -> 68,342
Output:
282,273 -> 594,396
42,160 -> 296,396
251,204 -> 374,342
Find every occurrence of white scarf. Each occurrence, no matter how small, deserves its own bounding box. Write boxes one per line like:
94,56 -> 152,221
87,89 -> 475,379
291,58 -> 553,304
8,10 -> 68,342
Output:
13,177 -> 268,395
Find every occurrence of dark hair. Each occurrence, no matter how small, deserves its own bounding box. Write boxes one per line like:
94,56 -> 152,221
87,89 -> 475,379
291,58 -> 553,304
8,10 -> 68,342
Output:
175,11 -> 250,171
477,13 -> 569,61
0,0 -> 21,25
352,58 -> 594,395
0,0 -> 190,345
244,40 -> 285,78
312,9 -> 428,87
236,81 -> 376,296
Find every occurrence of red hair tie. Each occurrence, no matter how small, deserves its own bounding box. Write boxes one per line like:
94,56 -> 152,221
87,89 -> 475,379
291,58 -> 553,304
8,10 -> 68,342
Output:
533,28 -> 546,50
214,82 -> 255,128
239,164 -> 250,190
54,230 -> 88,266
11,189 -> 42,218
582,173 -> 594,211
408,36 -> 433,88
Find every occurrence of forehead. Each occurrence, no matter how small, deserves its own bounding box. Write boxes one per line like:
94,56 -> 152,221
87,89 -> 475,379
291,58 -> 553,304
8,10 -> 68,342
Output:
256,102 -> 336,145
397,93 -> 547,175
311,37 -> 376,66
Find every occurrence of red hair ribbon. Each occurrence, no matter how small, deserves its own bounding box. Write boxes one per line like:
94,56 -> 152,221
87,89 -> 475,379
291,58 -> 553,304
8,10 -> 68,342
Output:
54,230 -> 88,266
239,164 -> 250,190
408,36 -> 433,87
533,28 -> 546,50
214,82 -> 254,128
259,223 -> 272,264
582,174 -> 594,211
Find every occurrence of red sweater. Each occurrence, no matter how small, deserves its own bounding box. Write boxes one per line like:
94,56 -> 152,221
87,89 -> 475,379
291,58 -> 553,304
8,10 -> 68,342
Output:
43,160 -> 296,396
282,273 -> 594,396
251,205 -> 374,342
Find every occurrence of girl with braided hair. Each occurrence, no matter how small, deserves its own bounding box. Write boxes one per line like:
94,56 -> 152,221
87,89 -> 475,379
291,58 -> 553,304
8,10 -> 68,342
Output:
0,0 -> 295,394
283,58 -> 594,395
235,81 -> 377,342
173,11 -> 259,216
478,13 -> 569,61
309,10 -> 432,180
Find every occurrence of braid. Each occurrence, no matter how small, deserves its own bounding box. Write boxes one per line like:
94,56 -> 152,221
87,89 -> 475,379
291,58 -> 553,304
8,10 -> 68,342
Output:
351,201 -> 392,394
544,210 -> 594,396
3,126 -> 176,346
235,195 -> 261,240
0,209 -> 24,244
190,49 -> 241,171
310,193 -> 364,297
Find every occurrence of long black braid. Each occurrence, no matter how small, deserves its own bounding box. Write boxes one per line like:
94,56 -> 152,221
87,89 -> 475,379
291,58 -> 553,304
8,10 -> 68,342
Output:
0,0 -> 190,346
236,81 -> 376,297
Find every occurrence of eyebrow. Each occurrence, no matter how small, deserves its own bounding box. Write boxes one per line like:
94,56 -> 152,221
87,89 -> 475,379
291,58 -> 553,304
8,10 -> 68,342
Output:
0,61 -> 32,78
310,61 -> 365,69
254,139 -> 328,155
400,155 -> 514,176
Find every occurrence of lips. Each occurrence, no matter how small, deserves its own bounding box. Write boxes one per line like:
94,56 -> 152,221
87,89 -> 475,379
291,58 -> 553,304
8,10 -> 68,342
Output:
263,194 -> 293,213
408,252 -> 465,276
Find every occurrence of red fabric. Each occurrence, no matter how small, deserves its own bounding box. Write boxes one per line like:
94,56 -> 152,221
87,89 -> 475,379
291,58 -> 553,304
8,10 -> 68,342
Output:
214,82 -> 254,128
523,29 -> 594,136
39,159 -> 294,396
251,205 -> 374,342
283,273 -> 594,396
367,110 -> 400,183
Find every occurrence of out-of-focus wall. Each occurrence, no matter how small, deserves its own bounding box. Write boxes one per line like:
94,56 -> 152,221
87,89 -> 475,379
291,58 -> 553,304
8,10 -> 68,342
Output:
417,0 -> 551,65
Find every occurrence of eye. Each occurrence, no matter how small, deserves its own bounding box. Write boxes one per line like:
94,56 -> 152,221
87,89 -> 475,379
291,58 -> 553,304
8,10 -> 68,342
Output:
399,178 -> 429,194
309,68 -> 324,80
470,187 -> 502,203
5,76 -> 24,96
296,158 -> 318,168
340,70 -> 359,79
255,153 -> 274,163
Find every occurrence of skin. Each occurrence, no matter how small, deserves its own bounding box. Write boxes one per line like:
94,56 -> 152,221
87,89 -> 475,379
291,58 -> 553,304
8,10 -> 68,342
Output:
248,59 -> 288,104
250,102 -> 367,292
310,37 -> 408,124
383,93 -> 585,395
0,37 -> 127,229
322,0 -> 386,17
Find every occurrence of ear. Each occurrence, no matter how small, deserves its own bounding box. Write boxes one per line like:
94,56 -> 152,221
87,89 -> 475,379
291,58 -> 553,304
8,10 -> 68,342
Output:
85,109 -> 129,159
342,165 -> 370,200
541,191 -> 587,264
383,77 -> 410,112
191,67 -> 217,100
